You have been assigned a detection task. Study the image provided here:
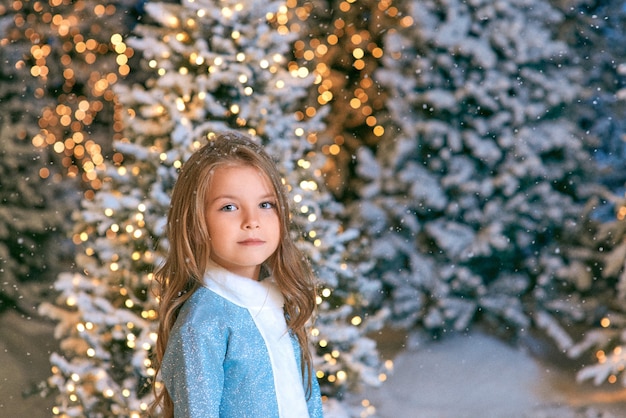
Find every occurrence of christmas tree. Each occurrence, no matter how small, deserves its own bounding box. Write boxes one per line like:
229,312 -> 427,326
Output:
40,0 -> 384,416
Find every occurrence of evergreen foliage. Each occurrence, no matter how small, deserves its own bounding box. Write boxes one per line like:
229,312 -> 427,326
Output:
343,0 -> 600,342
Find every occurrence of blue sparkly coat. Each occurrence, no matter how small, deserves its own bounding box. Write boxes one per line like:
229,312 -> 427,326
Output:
161,263 -> 324,418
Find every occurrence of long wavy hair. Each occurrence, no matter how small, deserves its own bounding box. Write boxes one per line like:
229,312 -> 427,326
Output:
150,132 -> 317,417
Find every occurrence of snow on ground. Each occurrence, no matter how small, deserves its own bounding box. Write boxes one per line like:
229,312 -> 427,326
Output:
3,308 -> 626,418
341,331 -> 626,418
0,309 -> 57,417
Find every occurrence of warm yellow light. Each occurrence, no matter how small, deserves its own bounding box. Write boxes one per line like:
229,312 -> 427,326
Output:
176,97 -> 185,111
400,15 -> 414,27
111,33 -> 123,44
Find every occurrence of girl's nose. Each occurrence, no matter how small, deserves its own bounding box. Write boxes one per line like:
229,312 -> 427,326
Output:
243,210 -> 260,229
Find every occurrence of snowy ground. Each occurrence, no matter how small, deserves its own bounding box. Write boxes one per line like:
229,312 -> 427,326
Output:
339,331 -> 626,418
0,309 -> 57,417
3,308 -> 626,418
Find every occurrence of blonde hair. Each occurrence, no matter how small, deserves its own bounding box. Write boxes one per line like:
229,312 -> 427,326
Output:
151,132 -> 317,417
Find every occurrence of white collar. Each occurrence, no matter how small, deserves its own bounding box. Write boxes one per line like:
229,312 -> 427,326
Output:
202,261 -> 284,310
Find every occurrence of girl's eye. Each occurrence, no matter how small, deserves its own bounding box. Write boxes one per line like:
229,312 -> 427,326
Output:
220,204 -> 237,212
260,201 -> 276,209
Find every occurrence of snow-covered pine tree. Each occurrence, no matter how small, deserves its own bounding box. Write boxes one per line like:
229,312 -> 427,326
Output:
0,13 -> 67,314
40,0 -> 383,415
343,0 -> 599,344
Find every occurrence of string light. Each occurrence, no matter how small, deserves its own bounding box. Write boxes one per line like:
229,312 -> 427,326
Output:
284,0 -> 404,193
3,0 -> 135,197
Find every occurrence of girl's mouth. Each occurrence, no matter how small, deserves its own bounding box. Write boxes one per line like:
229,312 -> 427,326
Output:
238,239 -> 265,245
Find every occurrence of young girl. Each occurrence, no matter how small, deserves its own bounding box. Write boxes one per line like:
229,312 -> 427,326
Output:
151,132 -> 324,417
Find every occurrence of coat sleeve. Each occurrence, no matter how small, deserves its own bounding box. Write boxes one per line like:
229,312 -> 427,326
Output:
162,319 -> 227,418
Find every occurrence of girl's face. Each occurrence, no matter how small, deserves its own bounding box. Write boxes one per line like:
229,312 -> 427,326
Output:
205,164 -> 281,280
